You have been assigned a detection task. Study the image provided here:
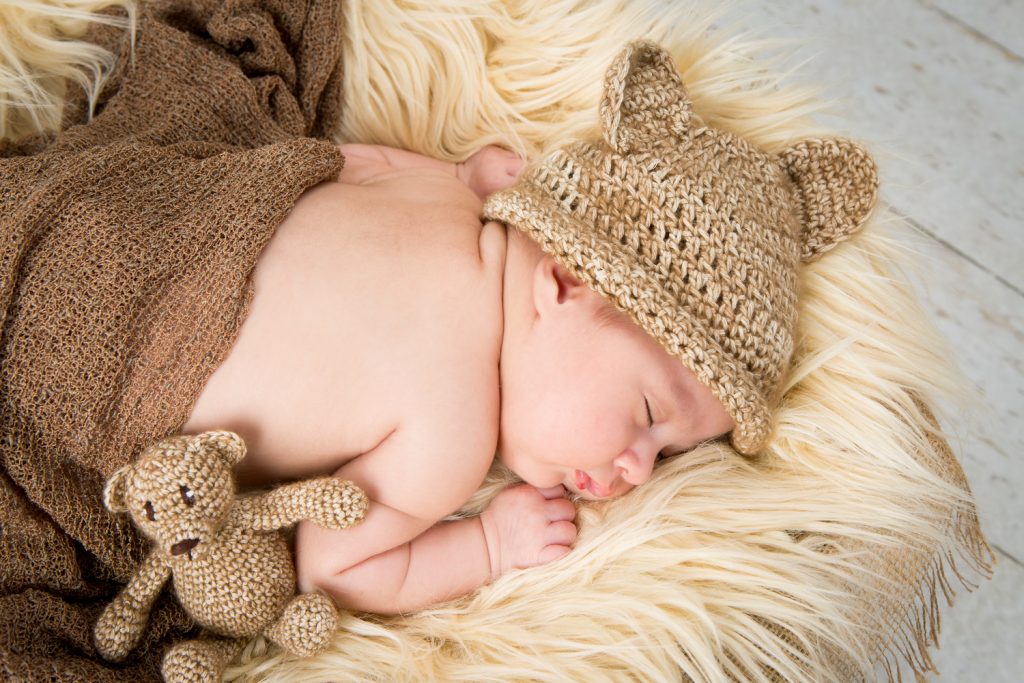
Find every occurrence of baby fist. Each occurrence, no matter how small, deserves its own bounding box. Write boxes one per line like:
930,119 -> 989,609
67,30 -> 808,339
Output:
480,484 -> 577,580
457,145 -> 525,200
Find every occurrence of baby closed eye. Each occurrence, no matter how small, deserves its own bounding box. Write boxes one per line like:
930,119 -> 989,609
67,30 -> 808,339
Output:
638,395 -> 671,464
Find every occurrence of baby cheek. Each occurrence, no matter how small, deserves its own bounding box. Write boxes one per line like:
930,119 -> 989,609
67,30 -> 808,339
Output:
523,385 -> 573,443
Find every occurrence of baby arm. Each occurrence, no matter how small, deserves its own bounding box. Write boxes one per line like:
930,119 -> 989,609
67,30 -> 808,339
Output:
338,143 -> 523,199
294,428 -> 576,614
296,500 -> 489,613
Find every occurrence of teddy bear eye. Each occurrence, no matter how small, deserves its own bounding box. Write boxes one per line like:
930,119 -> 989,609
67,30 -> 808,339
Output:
144,501 -> 156,521
180,485 -> 195,506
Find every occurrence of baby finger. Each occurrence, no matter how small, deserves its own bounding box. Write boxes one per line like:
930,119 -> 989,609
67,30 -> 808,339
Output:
544,520 -> 577,547
544,497 -> 576,522
537,544 -> 572,565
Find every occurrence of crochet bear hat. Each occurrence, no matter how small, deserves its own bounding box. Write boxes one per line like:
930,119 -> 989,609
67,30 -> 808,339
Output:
483,41 -> 879,455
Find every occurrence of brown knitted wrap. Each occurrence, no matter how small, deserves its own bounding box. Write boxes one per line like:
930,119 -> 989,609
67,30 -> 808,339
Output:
0,1 -> 344,680
484,42 -> 879,455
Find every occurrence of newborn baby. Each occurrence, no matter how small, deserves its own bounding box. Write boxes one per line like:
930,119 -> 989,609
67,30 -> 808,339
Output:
182,139 -> 734,614
183,41 -> 877,615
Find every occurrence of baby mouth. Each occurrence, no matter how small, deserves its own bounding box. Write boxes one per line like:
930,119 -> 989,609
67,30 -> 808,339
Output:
574,470 -> 614,498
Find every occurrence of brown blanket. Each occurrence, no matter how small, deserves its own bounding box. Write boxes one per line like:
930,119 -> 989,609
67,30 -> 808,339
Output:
0,1 -> 344,679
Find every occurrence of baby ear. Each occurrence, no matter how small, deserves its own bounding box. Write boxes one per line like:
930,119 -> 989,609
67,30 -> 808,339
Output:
780,138 -> 879,263
103,465 -> 133,513
534,255 -> 587,315
600,40 -> 691,155
196,430 -> 247,467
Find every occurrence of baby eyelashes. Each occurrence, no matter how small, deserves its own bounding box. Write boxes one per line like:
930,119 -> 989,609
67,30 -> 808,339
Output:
479,484 -> 577,580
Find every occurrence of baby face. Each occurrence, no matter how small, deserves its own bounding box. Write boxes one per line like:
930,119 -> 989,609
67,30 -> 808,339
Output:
498,260 -> 735,500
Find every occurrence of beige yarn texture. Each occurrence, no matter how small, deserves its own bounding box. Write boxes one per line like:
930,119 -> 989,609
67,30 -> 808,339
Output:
484,41 -> 879,455
94,431 -> 367,683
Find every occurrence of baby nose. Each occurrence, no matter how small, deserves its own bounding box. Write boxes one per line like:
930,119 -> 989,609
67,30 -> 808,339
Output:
613,448 -> 656,486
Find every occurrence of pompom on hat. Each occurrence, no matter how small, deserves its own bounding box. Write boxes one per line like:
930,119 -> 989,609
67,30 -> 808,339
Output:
483,41 -> 879,455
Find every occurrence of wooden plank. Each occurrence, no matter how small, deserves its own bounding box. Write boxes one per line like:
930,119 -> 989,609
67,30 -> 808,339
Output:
738,0 -> 1024,292
903,223 -> 1023,560
927,0 -> 1024,59
921,557 -> 1022,681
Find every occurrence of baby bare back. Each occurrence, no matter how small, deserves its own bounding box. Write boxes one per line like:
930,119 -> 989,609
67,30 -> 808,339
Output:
184,150 -> 505,496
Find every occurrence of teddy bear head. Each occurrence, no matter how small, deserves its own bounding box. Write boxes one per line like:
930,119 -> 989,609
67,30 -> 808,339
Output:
103,431 -> 245,563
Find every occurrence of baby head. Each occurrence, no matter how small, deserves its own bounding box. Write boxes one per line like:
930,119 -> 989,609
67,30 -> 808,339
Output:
497,229 -> 736,499
485,41 -> 879,499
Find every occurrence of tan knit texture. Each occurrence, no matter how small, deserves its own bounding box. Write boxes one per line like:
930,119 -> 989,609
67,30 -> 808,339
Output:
484,41 -> 879,455
163,635 -> 248,683
264,593 -> 341,658
0,1 -> 346,680
93,431 -> 367,682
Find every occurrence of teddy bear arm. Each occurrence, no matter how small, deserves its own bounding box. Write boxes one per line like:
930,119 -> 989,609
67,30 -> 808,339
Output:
94,550 -> 171,661
235,477 -> 367,532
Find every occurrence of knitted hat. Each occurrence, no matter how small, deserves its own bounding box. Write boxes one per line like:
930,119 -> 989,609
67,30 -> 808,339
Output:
483,41 -> 879,455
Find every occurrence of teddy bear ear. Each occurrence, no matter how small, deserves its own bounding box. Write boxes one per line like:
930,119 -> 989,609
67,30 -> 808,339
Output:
103,465 -> 133,513
599,40 -> 692,155
780,138 -> 879,263
196,430 -> 247,466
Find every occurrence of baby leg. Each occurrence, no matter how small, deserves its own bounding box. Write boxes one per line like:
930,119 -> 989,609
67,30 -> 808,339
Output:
265,592 -> 339,657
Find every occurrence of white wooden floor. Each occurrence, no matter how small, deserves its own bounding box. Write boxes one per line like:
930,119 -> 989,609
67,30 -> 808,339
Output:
731,1 -> 1023,680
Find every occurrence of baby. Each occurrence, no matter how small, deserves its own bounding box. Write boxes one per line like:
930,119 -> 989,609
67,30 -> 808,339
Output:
182,42 -> 877,615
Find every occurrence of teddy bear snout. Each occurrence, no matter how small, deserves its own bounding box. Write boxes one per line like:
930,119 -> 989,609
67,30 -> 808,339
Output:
170,538 -> 200,559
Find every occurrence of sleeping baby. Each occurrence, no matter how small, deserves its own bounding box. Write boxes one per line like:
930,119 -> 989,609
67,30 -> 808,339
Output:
182,42 -> 878,614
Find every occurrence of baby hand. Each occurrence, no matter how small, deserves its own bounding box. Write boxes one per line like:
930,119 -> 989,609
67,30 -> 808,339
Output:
480,484 -> 577,580
457,145 -> 525,200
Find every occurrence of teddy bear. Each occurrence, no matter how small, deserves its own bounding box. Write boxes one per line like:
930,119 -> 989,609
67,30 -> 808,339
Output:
93,430 -> 368,683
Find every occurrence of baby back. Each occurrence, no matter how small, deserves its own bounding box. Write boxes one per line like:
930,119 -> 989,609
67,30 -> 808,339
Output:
183,163 -> 504,488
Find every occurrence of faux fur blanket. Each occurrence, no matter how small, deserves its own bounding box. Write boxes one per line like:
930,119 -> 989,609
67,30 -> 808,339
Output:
0,1 -> 344,680
1,1 -> 996,681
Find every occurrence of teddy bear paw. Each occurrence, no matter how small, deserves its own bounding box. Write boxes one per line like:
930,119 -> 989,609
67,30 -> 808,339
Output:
307,477 -> 369,530
266,592 -> 339,657
162,636 -> 245,683
94,601 -> 148,662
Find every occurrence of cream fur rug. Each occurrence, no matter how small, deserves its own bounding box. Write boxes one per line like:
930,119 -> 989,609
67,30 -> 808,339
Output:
0,1 -> 992,681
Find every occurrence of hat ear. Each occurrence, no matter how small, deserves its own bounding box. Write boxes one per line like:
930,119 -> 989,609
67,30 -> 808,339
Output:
600,41 -> 692,155
780,138 -> 879,263
194,430 -> 247,467
103,465 -> 133,513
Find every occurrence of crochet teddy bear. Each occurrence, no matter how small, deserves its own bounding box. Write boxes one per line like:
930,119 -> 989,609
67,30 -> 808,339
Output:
93,430 -> 368,683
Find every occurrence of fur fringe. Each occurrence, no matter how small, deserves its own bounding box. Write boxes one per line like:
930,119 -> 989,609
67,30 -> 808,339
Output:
0,0 -> 993,680
0,0 -> 134,140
